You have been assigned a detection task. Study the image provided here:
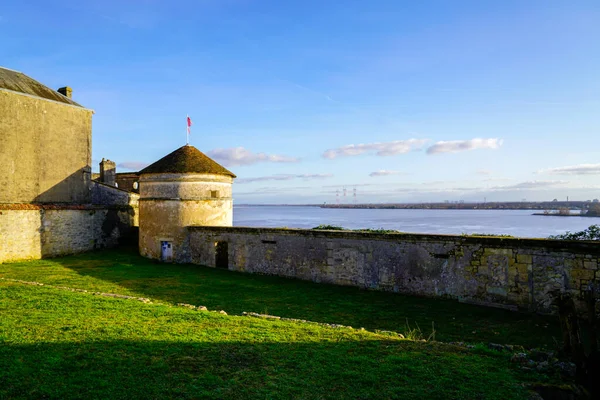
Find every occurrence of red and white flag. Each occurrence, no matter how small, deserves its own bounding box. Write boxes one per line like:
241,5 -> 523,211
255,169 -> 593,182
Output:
187,116 -> 192,134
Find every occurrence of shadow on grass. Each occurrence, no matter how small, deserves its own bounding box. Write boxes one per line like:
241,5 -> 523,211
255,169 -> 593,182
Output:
12,247 -> 562,347
0,339 -> 532,400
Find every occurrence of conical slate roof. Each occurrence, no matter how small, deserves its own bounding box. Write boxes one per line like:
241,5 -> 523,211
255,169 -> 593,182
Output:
139,145 -> 236,177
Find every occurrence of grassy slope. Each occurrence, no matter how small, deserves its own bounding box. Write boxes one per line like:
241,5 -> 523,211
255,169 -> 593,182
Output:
0,249 -> 560,347
0,281 -> 545,399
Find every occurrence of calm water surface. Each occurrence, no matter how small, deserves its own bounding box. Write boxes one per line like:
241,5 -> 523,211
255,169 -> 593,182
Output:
233,206 -> 597,238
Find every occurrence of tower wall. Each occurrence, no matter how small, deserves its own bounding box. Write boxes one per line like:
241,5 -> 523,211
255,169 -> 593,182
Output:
138,173 -> 233,262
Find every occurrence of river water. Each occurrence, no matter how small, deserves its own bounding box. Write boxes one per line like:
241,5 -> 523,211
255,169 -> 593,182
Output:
233,206 -> 597,238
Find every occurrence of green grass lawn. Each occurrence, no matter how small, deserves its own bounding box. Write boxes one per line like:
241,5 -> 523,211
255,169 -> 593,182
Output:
0,279 -> 556,399
0,248 -> 560,347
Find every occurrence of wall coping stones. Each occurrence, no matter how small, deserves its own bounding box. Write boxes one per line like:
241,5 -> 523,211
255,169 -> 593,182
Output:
92,180 -> 139,195
0,203 -> 133,211
187,225 -> 600,254
139,198 -> 233,202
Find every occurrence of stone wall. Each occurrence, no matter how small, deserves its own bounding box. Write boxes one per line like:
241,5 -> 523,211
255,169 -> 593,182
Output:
0,205 -> 136,263
91,181 -> 139,226
114,173 -> 140,193
0,90 -> 93,203
188,226 -> 600,314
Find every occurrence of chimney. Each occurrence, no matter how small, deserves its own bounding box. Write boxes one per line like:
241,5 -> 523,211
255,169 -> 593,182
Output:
99,158 -> 117,186
57,86 -> 72,99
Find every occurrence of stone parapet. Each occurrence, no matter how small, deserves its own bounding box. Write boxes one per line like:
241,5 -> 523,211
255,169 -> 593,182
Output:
0,207 -> 136,263
188,226 -> 600,315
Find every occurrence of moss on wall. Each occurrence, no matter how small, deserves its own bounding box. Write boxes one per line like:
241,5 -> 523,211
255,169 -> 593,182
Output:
188,226 -> 600,315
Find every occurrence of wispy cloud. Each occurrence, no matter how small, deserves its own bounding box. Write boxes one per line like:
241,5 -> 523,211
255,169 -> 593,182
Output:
323,139 -> 428,159
287,81 -> 336,103
483,177 -> 511,182
476,169 -> 493,175
538,163 -> 600,175
322,183 -> 378,188
369,170 -> 402,177
235,186 -> 311,196
426,138 -> 503,155
237,173 -> 333,184
421,180 -> 455,186
117,161 -> 149,170
491,180 -> 568,190
207,147 -> 300,167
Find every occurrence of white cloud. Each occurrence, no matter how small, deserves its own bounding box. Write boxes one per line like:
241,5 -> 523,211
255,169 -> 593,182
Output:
234,186 -> 311,196
426,138 -> 503,155
538,163 -> 600,175
369,170 -> 402,177
483,177 -> 511,182
421,180 -> 454,186
207,147 -> 300,166
491,180 -> 568,191
476,169 -> 492,175
117,161 -> 149,170
322,183 -> 378,188
237,173 -> 333,184
322,139 -> 428,159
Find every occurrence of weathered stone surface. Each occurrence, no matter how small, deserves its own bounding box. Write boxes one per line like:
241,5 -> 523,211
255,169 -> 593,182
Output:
0,89 -> 93,204
188,227 -> 600,315
138,172 -> 233,263
0,207 -> 135,263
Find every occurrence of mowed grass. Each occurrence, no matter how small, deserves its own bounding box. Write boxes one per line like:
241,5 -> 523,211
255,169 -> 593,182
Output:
0,281 -> 552,399
0,248 -> 560,347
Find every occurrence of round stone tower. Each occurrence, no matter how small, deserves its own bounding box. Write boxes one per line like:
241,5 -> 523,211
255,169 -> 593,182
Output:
138,145 -> 236,262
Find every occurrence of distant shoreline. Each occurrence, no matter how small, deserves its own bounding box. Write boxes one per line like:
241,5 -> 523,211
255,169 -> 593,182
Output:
319,202 -> 592,211
532,213 -> 599,218
235,202 -> 600,213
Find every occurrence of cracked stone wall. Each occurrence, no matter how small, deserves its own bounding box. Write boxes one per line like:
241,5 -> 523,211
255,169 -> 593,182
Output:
188,226 -> 599,315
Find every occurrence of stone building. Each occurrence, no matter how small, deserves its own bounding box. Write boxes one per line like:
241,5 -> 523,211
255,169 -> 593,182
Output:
114,172 -> 140,193
138,144 -> 236,263
0,67 -> 93,203
0,67 -> 137,263
1,66 -> 596,316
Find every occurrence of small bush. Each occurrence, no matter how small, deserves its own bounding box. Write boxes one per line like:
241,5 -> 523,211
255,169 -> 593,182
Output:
312,225 -> 345,230
311,226 -> 403,234
463,233 -> 515,238
549,225 -> 600,241
356,228 -> 403,234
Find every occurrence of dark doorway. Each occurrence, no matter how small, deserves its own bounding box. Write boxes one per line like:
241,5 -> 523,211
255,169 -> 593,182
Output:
215,241 -> 228,269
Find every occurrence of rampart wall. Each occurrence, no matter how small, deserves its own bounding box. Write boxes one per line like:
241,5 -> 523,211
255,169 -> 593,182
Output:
189,226 -> 600,314
0,205 -> 136,263
91,181 -> 139,226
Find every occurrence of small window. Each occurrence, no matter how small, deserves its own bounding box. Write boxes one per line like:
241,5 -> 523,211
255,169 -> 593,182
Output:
210,190 -> 218,198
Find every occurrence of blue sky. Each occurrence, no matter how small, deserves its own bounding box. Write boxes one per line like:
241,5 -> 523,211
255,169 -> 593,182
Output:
2,0 -> 599,204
